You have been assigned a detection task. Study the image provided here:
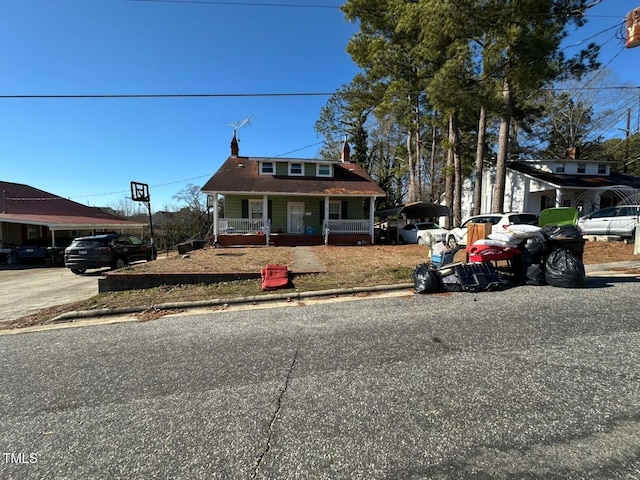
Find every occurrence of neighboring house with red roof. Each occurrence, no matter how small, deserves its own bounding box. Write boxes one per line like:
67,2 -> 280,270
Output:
201,134 -> 387,246
0,181 -> 146,249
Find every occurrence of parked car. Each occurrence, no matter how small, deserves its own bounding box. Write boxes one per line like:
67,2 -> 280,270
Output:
0,241 -> 14,264
16,237 -> 73,266
398,222 -> 449,246
577,205 -> 640,239
64,233 -> 155,274
446,212 -> 539,247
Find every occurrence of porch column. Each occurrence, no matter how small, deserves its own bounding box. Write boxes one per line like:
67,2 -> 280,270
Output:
324,195 -> 330,245
555,188 -> 563,208
262,194 -> 269,246
593,191 -> 602,212
522,178 -> 530,212
369,196 -> 375,244
212,192 -> 219,244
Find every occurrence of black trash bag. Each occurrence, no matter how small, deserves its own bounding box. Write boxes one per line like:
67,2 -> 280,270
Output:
413,263 -> 444,294
541,224 -> 583,240
441,272 -> 463,292
525,263 -> 546,286
545,249 -> 586,288
519,235 -> 546,264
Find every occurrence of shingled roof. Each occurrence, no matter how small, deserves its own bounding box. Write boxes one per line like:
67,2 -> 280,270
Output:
201,156 -> 386,197
0,181 -> 144,229
508,162 -> 640,189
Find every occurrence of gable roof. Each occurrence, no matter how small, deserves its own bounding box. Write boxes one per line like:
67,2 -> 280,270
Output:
201,156 -> 386,197
507,162 -> 640,189
0,181 -> 145,229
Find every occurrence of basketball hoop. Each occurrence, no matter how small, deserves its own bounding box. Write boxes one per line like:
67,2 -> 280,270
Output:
130,181 -> 155,249
130,181 -> 150,203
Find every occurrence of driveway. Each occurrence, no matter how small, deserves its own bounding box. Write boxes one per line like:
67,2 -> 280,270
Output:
0,266 -> 102,322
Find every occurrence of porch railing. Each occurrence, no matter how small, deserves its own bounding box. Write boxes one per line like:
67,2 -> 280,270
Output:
322,219 -> 370,234
218,218 -> 269,234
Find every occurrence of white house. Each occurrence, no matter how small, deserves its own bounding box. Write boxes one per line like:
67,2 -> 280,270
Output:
461,157 -> 640,220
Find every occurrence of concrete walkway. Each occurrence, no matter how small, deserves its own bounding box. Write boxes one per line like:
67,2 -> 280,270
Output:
290,246 -> 326,273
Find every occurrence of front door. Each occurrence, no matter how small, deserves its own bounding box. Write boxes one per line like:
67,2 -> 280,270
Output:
287,202 -> 305,233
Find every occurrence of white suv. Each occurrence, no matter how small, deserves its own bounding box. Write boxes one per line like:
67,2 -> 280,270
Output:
577,205 -> 640,240
446,213 -> 539,247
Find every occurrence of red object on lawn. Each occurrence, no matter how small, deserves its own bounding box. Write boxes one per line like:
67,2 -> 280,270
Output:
261,264 -> 290,291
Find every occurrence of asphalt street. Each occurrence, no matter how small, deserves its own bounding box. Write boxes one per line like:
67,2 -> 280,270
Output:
1,275 -> 640,479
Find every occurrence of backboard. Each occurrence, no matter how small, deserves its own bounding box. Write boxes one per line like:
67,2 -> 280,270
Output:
130,181 -> 150,203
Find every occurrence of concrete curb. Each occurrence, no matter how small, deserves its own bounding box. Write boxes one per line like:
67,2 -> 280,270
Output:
50,283 -> 415,323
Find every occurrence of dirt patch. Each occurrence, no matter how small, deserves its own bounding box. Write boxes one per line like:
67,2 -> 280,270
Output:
128,247 -> 292,274
581,240 -> 636,264
128,241 -> 637,274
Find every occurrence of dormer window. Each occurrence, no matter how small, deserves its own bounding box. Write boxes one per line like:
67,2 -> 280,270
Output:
317,164 -> 331,177
289,163 -> 303,176
260,162 -> 274,174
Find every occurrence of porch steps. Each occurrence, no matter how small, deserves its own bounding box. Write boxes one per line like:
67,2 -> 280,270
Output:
269,234 -> 324,247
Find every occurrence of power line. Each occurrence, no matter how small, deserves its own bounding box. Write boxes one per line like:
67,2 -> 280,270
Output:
114,0 -> 341,8
3,86 -> 640,101
0,92 -> 335,99
561,21 -> 623,50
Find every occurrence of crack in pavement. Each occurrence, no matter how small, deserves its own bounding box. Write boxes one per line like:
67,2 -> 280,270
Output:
251,333 -> 301,479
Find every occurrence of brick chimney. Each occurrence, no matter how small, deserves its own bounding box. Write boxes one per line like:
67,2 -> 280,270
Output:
230,130 -> 239,157
341,138 -> 350,163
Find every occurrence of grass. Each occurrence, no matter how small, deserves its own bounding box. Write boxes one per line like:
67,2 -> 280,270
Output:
2,241 -> 638,330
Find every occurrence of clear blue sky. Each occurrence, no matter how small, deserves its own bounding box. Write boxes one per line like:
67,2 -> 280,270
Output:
0,0 -> 637,211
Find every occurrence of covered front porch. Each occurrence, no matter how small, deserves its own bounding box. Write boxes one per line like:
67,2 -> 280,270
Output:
206,194 -> 378,247
526,185 -> 640,214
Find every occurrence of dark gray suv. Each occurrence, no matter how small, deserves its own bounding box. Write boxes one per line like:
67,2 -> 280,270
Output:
64,233 -> 155,274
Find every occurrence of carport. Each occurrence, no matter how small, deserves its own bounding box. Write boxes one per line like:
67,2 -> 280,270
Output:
375,202 -> 451,244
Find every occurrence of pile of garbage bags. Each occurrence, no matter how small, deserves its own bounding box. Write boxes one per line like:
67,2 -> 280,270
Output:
415,222 -> 587,293
515,224 -> 586,288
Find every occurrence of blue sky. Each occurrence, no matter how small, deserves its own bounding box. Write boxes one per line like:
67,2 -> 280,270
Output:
0,0 -> 637,211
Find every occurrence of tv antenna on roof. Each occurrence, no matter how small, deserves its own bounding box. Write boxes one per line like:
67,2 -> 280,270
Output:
227,115 -> 252,138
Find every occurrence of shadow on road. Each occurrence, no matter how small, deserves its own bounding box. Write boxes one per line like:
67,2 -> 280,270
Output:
0,263 -> 60,271
585,276 -> 640,289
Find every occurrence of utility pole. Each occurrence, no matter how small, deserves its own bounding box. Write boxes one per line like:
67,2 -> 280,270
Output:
625,108 -> 631,173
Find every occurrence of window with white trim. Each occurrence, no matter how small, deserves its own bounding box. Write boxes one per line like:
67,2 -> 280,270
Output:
249,199 -> 263,219
555,163 -> 565,173
577,163 -> 586,174
329,201 -> 341,220
317,164 -> 331,177
260,162 -> 274,174
289,163 -> 303,176
598,164 -> 607,174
